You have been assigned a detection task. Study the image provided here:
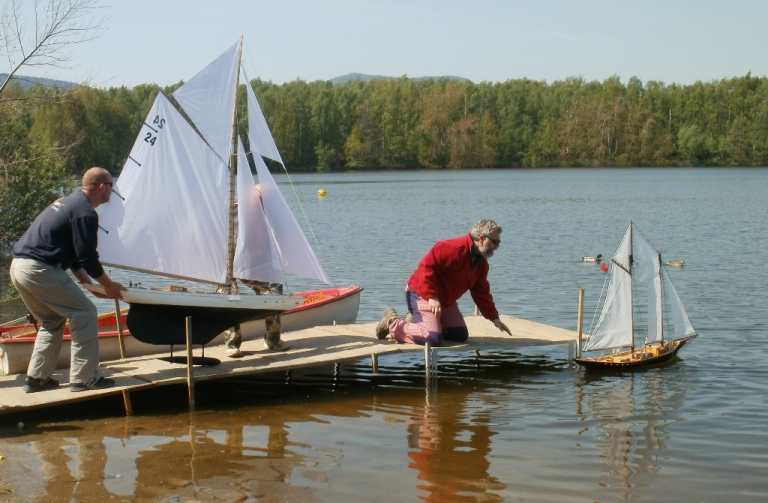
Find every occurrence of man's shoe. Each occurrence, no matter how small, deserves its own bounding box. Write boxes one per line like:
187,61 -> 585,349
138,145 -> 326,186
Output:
23,376 -> 59,393
70,376 -> 115,393
264,340 -> 290,351
225,347 -> 243,358
375,308 -> 398,339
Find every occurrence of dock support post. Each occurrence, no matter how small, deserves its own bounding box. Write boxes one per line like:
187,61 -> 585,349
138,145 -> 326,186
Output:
424,343 -> 438,380
371,353 -> 379,373
114,299 -> 132,416
186,316 -> 195,412
576,289 -> 584,359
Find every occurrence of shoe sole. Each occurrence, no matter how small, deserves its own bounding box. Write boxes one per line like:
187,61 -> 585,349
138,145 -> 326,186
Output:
70,379 -> 115,392
24,386 -> 57,393
71,385 -> 115,392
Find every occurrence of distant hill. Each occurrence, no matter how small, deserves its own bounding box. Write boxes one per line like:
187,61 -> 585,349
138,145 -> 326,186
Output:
2,72 -> 467,91
0,74 -> 78,91
330,73 -> 469,84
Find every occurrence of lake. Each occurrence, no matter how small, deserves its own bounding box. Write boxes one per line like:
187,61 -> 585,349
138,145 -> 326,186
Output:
1,168 -> 766,502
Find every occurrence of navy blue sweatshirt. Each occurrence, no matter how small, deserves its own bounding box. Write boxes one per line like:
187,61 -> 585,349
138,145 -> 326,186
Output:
13,191 -> 105,278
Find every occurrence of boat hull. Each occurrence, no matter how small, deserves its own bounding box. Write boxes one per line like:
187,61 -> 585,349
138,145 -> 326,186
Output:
0,286 -> 362,375
574,335 -> 696,370
83,283 -> 306,345
82,283 -> 304,310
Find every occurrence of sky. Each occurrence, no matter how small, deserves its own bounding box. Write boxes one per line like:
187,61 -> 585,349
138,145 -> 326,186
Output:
7,0 -> 768,89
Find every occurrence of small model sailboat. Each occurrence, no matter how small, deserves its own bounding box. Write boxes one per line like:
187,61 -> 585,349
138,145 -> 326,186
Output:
91,38 -> 356,345
575,223 -> 698,369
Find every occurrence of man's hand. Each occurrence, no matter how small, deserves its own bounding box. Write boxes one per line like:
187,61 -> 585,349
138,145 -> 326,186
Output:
493,317 -> 512,336
103,280 -> 127,300
93,273 -> 127,300
428,298 -> 441,317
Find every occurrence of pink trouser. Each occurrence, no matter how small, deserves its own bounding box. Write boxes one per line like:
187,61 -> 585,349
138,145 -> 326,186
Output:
389,289 -> 468,346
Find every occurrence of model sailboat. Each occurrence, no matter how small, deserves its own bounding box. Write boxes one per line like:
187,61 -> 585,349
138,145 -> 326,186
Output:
574,223 -> 698,369
89,38 -> 356,346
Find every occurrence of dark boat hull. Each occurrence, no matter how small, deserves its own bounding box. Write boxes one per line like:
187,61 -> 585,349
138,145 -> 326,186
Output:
127,304 -> 278,346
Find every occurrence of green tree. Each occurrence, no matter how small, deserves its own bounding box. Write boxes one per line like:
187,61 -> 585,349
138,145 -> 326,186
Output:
1,0 -> 105,250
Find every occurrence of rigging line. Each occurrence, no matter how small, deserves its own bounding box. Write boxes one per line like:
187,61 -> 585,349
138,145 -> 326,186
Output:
587,272 -> 610,335
278,160 -> 337,289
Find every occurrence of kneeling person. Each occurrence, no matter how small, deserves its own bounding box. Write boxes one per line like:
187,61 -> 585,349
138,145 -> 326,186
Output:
376,219 -> 511,346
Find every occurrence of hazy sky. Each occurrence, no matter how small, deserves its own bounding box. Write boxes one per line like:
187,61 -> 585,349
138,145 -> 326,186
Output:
11,0 -> 768,88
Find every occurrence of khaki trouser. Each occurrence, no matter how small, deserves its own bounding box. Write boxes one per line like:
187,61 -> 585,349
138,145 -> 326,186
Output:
224,314 -> 282,349
9,258 -> 101,384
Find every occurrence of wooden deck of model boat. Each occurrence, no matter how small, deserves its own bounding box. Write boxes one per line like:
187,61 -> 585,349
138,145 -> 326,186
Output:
574,335 -> 696,369
0,314 -> 577,416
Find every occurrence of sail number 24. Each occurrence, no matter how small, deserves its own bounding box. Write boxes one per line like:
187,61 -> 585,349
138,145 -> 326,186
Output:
144,115 -> 166,146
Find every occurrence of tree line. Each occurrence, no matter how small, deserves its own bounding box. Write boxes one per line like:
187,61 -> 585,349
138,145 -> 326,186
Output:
2,72 -> 768,247
6,73 -> 768,174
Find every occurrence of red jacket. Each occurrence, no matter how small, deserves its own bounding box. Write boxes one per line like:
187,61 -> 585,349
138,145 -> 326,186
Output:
407,234 -> 499,321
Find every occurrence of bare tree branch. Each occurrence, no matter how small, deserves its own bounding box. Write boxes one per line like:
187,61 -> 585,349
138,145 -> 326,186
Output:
1,0 -> 106,94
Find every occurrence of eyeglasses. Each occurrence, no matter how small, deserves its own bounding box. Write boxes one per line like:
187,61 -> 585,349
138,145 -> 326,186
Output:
103,182 -> 113,187
484,235 -> 500,246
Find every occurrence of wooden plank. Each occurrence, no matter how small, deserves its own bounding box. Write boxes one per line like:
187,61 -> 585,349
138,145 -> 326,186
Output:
0,374 -> 152,413
0,315 -> 576,415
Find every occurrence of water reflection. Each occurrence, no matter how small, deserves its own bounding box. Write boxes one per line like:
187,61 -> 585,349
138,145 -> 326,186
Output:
1,413 -> 322,501
0,362 -> 516,502
575,367 -> 685,497
405,399 -> 504,502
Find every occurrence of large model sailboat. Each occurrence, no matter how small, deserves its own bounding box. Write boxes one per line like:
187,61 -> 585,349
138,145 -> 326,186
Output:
88,38 -> 360,346
574,223 -> 698,369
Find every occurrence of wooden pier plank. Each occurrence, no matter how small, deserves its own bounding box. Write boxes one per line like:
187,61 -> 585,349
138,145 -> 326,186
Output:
0,315 -> 577,415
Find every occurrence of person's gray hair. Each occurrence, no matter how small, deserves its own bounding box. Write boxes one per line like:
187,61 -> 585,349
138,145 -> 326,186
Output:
470,219 -> 502,239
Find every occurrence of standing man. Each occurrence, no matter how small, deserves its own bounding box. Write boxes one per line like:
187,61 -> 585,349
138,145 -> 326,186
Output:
376,219 -> 512,346
10,167 -> 126,393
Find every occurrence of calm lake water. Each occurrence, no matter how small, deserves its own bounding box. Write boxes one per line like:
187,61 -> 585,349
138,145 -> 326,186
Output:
1,168 -> 767,502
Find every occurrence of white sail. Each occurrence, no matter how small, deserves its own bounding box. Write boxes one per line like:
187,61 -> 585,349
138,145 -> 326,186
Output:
632,229 -> 663,345
246,82 -> 332,285
584,223 -> 634,352
252,150 -> 331,285
102,38 -> 331,289
584,260 -> 633,352
172,39 -> 241,163
242,68 -> 284,166
233,141 -> 284,284
98,93 -> 230,284
663,272 -> 698,340
613,225 -> 633,273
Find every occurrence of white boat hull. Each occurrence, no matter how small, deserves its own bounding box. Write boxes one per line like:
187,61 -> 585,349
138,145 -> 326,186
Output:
83,284 -> 304,310
0,286 -> 361,375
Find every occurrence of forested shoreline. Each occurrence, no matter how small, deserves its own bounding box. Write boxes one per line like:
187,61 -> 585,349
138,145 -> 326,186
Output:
4,73 -> 768,174
2,72 -> 767,247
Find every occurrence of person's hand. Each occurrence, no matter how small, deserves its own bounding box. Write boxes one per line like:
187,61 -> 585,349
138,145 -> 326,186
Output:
428,298 -> 441,317
103,280 -> 127,300
493,317 -> 512,336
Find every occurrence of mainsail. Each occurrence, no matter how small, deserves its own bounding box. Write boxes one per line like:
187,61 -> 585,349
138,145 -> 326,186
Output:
97,93 -> 230,284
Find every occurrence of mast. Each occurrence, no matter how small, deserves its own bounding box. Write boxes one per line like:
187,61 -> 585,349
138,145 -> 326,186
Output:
658,250 -> 665,344
629,223 -> 635,352
225,37 -> 244,292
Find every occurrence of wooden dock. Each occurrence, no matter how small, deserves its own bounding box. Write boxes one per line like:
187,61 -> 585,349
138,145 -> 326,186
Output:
0,315 -> 577,416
